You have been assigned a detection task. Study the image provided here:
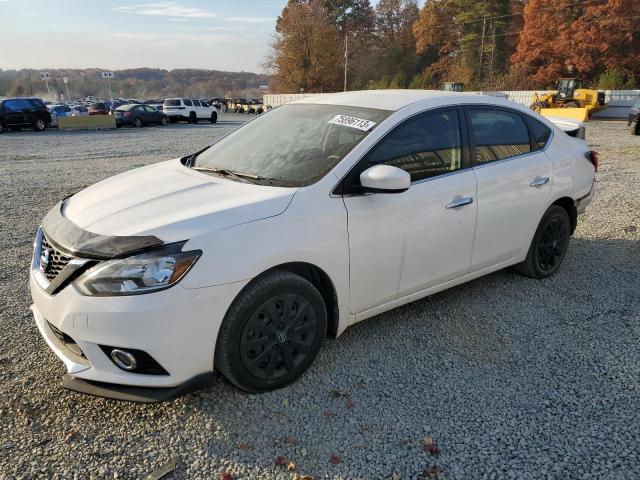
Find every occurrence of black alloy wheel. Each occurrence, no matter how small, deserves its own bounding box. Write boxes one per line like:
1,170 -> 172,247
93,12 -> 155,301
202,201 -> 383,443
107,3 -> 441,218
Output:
215,270 -> 327,392
160,116 -> 168,126
515,205 -> 571,279
239,293 -> 317,381
134,118 -> 143,128
535,214 -> 570,273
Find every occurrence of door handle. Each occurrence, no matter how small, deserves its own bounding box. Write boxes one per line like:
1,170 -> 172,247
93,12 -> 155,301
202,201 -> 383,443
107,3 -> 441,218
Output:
530,176 -> 550,187
446,196 -> 474,209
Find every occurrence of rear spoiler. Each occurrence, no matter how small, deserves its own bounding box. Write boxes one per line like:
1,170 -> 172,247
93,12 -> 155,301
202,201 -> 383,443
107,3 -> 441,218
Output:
546,116 -> 586,139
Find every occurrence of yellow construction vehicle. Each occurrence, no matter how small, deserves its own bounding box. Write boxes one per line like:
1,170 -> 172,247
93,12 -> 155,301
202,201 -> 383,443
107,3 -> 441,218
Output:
530,78 -> 607,121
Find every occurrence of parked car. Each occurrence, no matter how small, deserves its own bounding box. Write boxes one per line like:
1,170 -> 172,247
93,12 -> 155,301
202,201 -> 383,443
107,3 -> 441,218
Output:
29,91 -> 597,401
628,98 -> 640,135
88,102 -> 111,115
0,97 -> 51,132
114,104 -> 169,128
48,104 -> 89,127
163,98 -> 217,124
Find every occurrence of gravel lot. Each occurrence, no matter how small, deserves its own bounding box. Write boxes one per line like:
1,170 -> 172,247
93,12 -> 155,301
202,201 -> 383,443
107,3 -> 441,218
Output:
0,119 -> 638,480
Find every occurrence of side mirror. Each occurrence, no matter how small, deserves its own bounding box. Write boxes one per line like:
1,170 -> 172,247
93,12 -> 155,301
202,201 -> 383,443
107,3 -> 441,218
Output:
359,165 -> 410,193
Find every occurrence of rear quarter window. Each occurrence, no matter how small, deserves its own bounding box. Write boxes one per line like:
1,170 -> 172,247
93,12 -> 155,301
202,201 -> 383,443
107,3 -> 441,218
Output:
525,116 -> 552,149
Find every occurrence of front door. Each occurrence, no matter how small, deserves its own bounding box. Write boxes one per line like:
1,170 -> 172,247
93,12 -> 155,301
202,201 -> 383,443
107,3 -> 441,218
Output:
465,107 -> 554,271
342,108 -> 478,314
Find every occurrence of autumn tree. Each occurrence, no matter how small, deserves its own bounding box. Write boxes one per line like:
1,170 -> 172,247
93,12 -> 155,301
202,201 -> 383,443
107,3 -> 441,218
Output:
267,0 -> 343,93
370,0 -> 421,89
561,0 -> 640,86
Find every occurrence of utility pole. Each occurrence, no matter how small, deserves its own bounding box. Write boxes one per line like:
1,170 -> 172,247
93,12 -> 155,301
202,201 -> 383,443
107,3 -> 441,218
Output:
28,73 -> 33,96
343,33 -> 348,92
478,15 -> 487,85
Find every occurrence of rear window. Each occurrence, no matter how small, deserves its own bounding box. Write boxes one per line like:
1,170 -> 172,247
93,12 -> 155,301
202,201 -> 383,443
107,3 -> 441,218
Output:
183,99 -> 193,106
164,99 -> 181,106
3,99 -> 33,111
469,109 -> 532,163
116,104 -> 134,111
28,98 -> 46,108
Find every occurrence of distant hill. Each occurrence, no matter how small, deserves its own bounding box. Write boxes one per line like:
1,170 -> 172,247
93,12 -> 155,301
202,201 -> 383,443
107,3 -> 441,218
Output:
0,68 -> 271,101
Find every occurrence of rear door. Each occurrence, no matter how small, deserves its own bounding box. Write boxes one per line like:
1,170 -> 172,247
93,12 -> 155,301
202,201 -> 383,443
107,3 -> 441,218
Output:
465,106 -> 554,271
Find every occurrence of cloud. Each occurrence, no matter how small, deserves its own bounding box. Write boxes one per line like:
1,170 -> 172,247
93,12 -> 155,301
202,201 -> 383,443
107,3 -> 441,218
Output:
114,2 -> 218,19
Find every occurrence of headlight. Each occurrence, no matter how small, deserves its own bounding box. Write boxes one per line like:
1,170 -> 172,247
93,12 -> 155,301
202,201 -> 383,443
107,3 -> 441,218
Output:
74,244 -> 200,296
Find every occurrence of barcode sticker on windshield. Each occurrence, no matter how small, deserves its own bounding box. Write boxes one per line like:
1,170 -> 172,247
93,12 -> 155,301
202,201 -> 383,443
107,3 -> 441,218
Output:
328,114 -> 377,132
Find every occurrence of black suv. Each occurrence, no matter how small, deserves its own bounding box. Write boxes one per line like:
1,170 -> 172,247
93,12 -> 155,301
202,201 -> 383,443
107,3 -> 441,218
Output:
0,97 -> 52,132
629,98 -> 640,135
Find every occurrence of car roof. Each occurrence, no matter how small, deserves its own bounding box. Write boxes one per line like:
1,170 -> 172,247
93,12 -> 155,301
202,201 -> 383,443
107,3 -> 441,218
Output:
291,89 -> 505,111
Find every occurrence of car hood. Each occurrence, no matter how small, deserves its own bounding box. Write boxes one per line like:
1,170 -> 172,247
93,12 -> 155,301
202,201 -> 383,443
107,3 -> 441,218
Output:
63,159 -> 297,242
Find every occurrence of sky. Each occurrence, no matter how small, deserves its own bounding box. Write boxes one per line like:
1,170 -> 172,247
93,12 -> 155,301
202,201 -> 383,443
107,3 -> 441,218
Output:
0,0 -> 290,73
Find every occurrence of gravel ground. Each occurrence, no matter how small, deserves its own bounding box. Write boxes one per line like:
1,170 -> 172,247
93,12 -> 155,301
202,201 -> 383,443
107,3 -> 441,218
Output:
0,119 -> 638,480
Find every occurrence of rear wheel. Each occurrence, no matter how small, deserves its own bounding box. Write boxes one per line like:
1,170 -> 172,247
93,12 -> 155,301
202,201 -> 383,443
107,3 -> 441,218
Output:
215,270 -> 327,392
189,112 -> 197,124
515,205 -> 571,279
630,118 -> 639,135
134,118 -> 143,128
210,112 -> 217,124
33,117 -> 46,132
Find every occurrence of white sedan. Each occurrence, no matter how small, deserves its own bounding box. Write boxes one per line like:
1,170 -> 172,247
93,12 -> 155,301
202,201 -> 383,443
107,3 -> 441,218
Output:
30,90 -> 596,401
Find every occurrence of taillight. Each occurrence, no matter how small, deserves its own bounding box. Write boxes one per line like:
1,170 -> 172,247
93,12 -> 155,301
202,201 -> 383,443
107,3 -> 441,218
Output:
584,151 -> 599,172
123,111 -> 131,117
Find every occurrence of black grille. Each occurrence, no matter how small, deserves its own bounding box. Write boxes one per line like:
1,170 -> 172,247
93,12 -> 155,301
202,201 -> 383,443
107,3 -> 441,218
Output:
48,321 -> 86,358
41,235 -> 72,281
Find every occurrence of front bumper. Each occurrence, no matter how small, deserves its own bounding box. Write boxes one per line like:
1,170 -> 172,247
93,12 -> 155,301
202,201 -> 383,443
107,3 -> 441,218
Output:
30,271 -> 248,399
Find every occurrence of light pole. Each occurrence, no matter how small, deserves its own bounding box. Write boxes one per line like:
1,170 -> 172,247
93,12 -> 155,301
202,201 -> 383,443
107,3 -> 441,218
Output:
344,34 -> 348,92
342,7 -> 352,92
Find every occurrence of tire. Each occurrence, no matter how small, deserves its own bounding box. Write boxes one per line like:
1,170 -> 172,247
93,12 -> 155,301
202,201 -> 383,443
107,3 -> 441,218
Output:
160,117 -> 168,126
116,124 -> 122,128
33,117 -> 46,132
210,112 -> 217,124
215,270 -> 327,392
530,101 -> 547,113
134,118 -> 143,128
189,112 -> 197,124
515,205 -> 571,279
630,118 -> 639,136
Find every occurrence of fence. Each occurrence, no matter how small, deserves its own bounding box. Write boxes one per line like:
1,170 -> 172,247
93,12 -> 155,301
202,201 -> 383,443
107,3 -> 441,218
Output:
264,90 -> 640,119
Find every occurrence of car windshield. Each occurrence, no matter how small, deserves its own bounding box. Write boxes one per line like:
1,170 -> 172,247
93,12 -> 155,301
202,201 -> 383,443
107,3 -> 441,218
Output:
193,104 -> 391,187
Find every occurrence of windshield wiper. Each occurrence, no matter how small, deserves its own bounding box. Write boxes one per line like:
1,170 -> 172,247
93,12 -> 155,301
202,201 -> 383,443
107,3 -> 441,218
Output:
192,166 -> 260,184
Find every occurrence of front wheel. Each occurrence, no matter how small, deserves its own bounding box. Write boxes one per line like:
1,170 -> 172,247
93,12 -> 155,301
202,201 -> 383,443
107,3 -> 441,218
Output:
210,112 -> 217,124
215,270 -> 327,392
630,118 -> 639,135
134,118 -> 143,128
515,205 -> 571,279
160,116 -> 168,126
189,112 -> 197,124
530,101 -> 546,113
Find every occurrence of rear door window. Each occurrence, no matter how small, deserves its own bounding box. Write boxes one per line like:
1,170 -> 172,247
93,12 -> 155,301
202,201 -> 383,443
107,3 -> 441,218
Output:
183,99 -> 193,106
467,108 -> 532,164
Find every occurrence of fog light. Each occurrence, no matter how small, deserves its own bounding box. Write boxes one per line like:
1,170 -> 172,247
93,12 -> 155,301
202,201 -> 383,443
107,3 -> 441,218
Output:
110,349 -> 137,371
